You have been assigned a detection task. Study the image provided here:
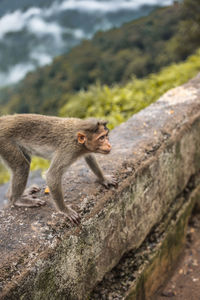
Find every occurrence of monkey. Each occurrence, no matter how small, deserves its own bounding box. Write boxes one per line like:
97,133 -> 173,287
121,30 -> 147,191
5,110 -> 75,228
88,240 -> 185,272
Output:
0,114 -> 117,224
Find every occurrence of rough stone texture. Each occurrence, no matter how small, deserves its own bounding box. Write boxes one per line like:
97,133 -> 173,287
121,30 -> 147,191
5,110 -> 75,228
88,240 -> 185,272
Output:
0,74 -> 200,299
91,173 -> 200,300
125,183 -> 200,300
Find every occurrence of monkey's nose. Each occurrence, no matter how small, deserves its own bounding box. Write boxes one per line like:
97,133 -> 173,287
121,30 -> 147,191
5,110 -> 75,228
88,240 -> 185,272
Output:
108,143 -> 112,151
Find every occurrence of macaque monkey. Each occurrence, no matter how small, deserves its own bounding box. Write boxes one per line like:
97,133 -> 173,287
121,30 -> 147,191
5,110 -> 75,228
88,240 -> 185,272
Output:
0,114 -> 117,224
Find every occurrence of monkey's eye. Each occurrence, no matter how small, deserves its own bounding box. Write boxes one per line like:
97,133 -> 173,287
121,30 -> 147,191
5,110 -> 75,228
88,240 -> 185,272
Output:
99,135 -> 105,141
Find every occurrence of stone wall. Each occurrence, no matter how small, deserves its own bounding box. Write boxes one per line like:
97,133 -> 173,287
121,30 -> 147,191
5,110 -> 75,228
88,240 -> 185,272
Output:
0,74 -> 200,299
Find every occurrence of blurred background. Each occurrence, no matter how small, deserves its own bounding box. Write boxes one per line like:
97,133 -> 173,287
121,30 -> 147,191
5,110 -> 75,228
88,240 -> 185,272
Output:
0,0 -> 173,86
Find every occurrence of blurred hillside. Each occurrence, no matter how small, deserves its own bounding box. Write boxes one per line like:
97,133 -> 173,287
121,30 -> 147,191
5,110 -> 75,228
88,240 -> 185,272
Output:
60,49 -> 200,128
1,0 -> 200,115
0,0 -> 166,87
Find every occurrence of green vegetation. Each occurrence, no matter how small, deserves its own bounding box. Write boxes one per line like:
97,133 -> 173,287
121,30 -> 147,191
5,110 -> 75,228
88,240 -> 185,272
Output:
60,49 -> 200,128
31,157 -> 49,171
173,0 -> 200,60
0,163 -> 10,184
1,0 -> 200,115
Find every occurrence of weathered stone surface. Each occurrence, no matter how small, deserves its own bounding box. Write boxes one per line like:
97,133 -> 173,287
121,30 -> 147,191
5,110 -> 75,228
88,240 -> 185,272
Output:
0,74 -> 200,299
92,177 -> 200,300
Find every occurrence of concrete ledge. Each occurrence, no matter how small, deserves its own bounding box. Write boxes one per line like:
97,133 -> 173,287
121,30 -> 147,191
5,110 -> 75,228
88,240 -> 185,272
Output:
0,74 -> 200,299
91,174 -> 200,299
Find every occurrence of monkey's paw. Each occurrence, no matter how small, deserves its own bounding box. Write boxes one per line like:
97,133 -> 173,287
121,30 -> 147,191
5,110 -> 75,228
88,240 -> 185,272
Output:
62,205 -> 81,225
24,184 -> 41,195
14,197 -> 46,208
100,175 -> 118,188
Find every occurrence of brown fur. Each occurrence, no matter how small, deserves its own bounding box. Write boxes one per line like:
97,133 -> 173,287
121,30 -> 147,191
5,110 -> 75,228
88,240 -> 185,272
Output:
0,114 -> 117,224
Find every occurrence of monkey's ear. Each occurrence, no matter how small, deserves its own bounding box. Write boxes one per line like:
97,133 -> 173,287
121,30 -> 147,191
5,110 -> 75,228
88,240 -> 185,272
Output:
77,132 -> 86,144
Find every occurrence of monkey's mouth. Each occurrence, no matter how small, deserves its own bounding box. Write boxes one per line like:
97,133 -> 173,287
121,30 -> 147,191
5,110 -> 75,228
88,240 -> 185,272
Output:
99,149 -> 111,154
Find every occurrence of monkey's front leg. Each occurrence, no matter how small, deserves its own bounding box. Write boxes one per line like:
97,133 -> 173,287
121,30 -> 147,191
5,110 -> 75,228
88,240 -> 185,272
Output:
46,162 -> 80,224
85,154 -> 117,188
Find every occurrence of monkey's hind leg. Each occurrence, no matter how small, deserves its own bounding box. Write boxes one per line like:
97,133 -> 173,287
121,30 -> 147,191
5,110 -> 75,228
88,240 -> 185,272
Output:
1,143 -> 45,207
6,182 -> 40,201
11,168 -> 45,208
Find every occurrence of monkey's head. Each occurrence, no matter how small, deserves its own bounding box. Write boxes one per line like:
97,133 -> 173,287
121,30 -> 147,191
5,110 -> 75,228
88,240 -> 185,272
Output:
77,119 -> 111,154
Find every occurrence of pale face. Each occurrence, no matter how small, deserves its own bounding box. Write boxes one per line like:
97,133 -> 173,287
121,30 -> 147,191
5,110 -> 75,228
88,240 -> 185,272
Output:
93,128 -> 111,154
77,125 -> 112,154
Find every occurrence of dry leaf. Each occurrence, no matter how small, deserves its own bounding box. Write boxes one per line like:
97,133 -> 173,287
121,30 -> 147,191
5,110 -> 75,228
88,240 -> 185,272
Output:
45,187 -> 50,194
